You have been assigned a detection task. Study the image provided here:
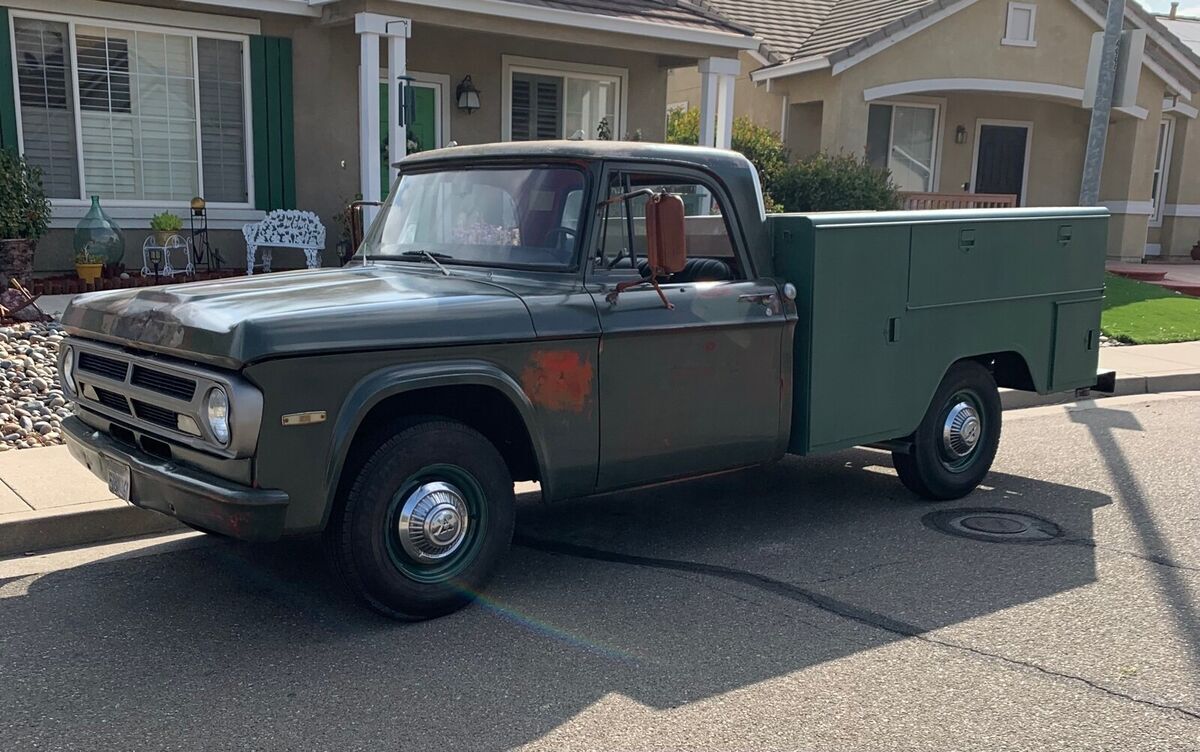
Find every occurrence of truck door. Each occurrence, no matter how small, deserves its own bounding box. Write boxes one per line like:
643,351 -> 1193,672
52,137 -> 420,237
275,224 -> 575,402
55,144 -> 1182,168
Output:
588,166 -> 788,491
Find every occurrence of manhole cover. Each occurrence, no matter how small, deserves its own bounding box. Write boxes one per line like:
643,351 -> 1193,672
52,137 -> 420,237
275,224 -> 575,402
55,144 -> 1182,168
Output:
923,508 -> 1062,543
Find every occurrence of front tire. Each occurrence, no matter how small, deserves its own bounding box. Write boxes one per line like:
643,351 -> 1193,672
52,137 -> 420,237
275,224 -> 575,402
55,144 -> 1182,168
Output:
892,361 -> 1001,500
328,419 -> 515,620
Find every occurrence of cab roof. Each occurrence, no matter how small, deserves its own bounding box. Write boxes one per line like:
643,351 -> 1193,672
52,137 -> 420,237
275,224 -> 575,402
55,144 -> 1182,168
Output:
397,140 -> 755,173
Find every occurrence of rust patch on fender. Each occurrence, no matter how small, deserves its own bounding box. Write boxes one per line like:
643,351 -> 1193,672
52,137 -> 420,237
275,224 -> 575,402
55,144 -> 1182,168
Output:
521,350 -> 593,413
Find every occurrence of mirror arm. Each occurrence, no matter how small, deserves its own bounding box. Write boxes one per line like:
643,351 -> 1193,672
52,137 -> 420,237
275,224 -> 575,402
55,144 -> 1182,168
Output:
605,276 -> 673,310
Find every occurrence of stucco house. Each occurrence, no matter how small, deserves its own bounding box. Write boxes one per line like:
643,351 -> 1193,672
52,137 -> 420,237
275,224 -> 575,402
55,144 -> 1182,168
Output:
668,0 -> 1200,261
2,0 -> 754,273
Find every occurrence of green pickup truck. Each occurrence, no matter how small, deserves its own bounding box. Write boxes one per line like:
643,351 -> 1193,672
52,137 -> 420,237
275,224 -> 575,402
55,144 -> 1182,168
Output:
58,142 -> 1111,619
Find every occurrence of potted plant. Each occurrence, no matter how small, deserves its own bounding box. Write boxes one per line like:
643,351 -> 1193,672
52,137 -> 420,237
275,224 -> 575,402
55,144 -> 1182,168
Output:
0,150 -> 51,285
150,211 -> 183,246
74,245 -> 104,287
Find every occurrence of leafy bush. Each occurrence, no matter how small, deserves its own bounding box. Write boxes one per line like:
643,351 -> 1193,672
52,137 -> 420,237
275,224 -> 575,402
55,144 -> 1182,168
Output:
773,152 -> 900,213
666,108 -> 789,207
0,150 -> 50,241
150,211 -> 183,232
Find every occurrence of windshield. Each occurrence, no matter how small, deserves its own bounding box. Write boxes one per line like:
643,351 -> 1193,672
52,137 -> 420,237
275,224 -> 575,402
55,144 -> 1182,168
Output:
359,166 -> 587,269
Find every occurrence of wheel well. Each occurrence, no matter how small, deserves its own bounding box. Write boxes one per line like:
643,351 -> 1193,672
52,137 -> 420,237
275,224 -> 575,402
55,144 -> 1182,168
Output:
334,385 -> 540,508
970,351 -> 1035,391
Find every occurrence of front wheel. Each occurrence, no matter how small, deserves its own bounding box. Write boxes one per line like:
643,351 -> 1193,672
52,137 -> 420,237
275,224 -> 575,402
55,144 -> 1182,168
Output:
892,361 -> 1001,500
328,419 -> 515,620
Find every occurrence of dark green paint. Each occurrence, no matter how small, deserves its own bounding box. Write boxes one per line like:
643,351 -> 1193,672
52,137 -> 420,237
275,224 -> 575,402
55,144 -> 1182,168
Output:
59,142 -> 1109,538
249,36 -> 295,211
0,9 -> 18,151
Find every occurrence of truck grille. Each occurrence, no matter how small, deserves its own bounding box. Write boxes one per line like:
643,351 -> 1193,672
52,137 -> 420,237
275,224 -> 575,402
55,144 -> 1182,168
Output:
93,387 -> 131,414
130,365 -> 196,401
78,351 -> 129,381
132,399 -> 179,430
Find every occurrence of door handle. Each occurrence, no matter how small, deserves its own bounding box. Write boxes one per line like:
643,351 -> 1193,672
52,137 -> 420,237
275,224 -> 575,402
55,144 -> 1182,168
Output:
738,293 -> 775,304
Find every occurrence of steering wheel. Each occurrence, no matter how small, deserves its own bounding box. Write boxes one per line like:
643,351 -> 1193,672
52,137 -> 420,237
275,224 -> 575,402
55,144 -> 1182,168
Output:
542,226 -> 577,247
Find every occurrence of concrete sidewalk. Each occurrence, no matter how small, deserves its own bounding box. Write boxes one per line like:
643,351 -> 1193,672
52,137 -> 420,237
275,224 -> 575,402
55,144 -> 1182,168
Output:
2,342 -> 1199,558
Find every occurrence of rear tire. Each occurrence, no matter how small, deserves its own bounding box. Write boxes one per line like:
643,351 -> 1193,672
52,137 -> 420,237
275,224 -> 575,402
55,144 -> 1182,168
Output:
327,419 -> 515,620
892,361 -> 1001,500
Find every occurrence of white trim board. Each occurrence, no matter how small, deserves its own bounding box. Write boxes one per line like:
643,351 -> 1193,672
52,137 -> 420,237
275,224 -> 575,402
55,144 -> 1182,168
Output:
1,0 -> 263,33
397,0 -> 756,50
1165,99 -> 1199,118
968,119 -> 1033,206
863,78 -> 1147,118
48,204 -> 264,231
750,55 -> 830,83
1163,204 -> 1200,217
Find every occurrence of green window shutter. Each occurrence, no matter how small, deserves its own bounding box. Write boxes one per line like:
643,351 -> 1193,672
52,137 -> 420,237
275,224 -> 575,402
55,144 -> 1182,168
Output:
249,35 -> 295,211
0,8 -> 19,152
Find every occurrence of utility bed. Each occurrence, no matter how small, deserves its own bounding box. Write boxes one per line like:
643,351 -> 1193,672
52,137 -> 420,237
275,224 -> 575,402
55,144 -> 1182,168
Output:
769,207 -> 1109,455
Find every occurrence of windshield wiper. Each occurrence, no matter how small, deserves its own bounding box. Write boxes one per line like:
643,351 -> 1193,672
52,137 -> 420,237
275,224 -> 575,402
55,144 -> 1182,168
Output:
398,250 -> 453,276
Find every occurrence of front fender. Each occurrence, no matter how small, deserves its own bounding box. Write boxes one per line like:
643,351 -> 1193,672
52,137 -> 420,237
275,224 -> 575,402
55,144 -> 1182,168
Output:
323,359 -> 552,515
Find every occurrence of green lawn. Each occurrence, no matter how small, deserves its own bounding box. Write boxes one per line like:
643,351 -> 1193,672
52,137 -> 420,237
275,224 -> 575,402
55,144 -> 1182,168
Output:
1102,273 -> 1200,344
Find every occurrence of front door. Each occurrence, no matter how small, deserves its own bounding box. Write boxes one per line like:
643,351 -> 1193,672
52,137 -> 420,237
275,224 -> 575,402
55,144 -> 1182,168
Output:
973,123 -> 1030,204
379,78 -> 443,189
589,166 -> 788,491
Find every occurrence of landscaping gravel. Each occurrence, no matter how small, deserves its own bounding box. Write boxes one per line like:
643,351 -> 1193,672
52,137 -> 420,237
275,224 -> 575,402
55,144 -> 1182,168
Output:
0,321 -> 68,451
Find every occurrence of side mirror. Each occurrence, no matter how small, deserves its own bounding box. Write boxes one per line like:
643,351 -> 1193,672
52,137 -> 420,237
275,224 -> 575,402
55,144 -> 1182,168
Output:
645,192 -> 687,278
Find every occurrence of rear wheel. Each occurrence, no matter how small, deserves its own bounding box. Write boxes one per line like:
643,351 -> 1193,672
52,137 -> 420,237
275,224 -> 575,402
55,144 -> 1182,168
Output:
328,419 -> 515,620
892,361 -> 1001,500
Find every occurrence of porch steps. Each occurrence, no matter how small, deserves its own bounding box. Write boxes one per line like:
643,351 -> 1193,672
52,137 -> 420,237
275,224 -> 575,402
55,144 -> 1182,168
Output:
1106,265 -> 1168,282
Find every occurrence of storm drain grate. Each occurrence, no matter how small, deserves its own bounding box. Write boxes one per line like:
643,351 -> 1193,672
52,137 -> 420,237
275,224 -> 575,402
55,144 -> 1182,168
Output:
922,508 -> 1063,544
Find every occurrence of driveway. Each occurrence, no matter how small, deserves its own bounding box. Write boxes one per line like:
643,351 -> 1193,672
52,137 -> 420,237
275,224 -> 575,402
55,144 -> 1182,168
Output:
2,393 -> 1198,751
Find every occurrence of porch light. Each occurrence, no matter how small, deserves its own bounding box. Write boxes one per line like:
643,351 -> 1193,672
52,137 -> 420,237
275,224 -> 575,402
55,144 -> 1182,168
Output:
955,125 -> 967,145
456,75 -> 481,114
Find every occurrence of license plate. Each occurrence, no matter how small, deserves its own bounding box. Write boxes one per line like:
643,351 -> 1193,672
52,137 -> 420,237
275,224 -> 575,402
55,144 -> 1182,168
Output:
106,463 -> 131,501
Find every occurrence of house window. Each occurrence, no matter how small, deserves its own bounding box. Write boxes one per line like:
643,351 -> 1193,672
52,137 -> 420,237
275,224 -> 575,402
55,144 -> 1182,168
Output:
505,57 -> 625,141
866,102 -> 940,192
12,13 -> 249,205
1003,3 -> 1037,47
1150,117 -> 1175,226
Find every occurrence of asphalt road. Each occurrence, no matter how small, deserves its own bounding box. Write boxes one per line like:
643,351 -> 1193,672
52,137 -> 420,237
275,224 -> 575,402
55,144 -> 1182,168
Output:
2,393 -> 1199,751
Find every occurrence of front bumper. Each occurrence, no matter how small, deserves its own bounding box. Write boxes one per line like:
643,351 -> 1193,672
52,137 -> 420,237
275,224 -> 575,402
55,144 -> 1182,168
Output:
62,416 -> 289,541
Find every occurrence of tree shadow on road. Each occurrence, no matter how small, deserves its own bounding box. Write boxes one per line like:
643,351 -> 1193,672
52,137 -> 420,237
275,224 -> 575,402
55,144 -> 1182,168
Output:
0,448 -> 1112,749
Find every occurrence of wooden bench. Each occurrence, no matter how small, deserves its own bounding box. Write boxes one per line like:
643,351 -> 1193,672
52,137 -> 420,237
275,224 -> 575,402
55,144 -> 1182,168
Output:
243,210 -> 326,275
900,192 -> 1018,210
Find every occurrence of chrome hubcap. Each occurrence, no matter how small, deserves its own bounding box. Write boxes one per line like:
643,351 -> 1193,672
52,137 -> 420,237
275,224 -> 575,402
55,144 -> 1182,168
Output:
396,481 -> 470,561
943,401 -> 982,457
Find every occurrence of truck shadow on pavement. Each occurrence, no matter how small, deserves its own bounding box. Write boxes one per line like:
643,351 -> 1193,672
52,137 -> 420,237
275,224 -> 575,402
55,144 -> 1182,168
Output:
0,448 -> 1112,749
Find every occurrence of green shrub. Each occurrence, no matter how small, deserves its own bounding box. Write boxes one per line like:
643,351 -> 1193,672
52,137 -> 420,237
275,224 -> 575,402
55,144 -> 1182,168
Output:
773,152 -> 901,212
150,211 -> 183,232
0,150 -> 50,241
666,108 -> 789,208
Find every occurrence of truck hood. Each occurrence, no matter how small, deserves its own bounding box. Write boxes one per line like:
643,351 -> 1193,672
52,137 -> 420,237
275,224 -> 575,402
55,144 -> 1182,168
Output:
61,265 -> 537,369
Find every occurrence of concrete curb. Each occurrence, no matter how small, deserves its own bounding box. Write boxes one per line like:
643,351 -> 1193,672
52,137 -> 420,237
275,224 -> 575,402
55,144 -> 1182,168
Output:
0,500 -> 183,558
1001,371 -> 1200,410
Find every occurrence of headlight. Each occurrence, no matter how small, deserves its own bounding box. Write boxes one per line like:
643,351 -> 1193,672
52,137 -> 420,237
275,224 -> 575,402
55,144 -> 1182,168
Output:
205,387 -> 230,445
61,346 -> 76,395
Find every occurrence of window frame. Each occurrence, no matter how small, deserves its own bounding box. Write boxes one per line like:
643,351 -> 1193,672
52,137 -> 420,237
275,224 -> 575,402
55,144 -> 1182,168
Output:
9,8 -> 255,211
585,162 -> 753,283
1150,116 -> 1175,228
1002,2 -> 1038,48
868,98 -> 943,194
501,55 -> 628,142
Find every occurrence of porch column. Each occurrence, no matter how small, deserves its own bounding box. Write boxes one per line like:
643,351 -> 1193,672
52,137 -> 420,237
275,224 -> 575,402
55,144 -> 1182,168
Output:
698,57 -> 740,149
386,20 -> 411,187
355,13 -> 411,220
